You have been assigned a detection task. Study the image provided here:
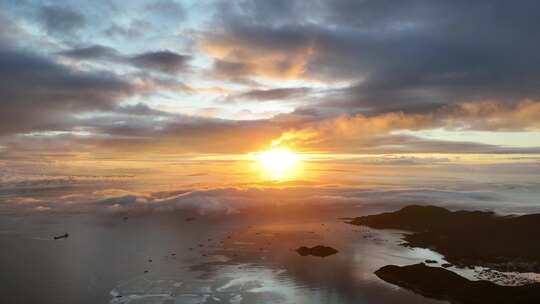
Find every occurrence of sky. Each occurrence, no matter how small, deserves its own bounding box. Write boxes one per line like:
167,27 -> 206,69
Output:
1,0 -> 540,163
1,0 -> 540,217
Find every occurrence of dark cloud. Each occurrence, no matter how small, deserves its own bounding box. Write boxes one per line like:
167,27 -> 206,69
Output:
58,45 -> 119,60
0,46 -> 133,135
129,51 -> 190,74
59,46 -> 191,75
38,5 -> 86,34
204,0 -> 540,113
229,87 -> 312,102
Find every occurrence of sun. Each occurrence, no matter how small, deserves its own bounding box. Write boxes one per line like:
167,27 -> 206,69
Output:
255,148 -> 302,180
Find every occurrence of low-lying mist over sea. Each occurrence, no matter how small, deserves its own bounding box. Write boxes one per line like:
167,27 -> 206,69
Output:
2,153 -> 540,216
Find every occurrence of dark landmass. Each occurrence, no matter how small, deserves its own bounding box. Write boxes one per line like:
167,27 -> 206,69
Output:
375,263 -> 540,304
296,245 -> 338,257
348,205 -> 540,272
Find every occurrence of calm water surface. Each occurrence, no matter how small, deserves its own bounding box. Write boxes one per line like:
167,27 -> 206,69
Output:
0,206 -> 449,304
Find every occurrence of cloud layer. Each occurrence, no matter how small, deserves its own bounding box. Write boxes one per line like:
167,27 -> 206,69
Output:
5,184 -> 540,216
1,0 -> 540,156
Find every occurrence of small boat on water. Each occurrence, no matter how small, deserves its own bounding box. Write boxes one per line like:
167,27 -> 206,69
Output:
53,233 -> 69,240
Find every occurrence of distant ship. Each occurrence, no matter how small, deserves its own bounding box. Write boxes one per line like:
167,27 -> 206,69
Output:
53,233 -> 69,240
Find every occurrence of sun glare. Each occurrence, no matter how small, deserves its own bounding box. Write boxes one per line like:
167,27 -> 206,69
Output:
255,148 -> 302,180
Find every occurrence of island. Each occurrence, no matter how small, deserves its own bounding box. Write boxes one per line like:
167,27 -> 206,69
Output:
348,205 -> 540,272
375,263 -> 540,304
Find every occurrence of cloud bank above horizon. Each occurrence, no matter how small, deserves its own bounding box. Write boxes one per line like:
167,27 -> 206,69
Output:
1,0 -> 540,158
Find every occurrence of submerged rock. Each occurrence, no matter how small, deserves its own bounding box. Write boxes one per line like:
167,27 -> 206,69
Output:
375,263 -> 540,304
348,205 -> 540,272
295,245 -> 338,257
